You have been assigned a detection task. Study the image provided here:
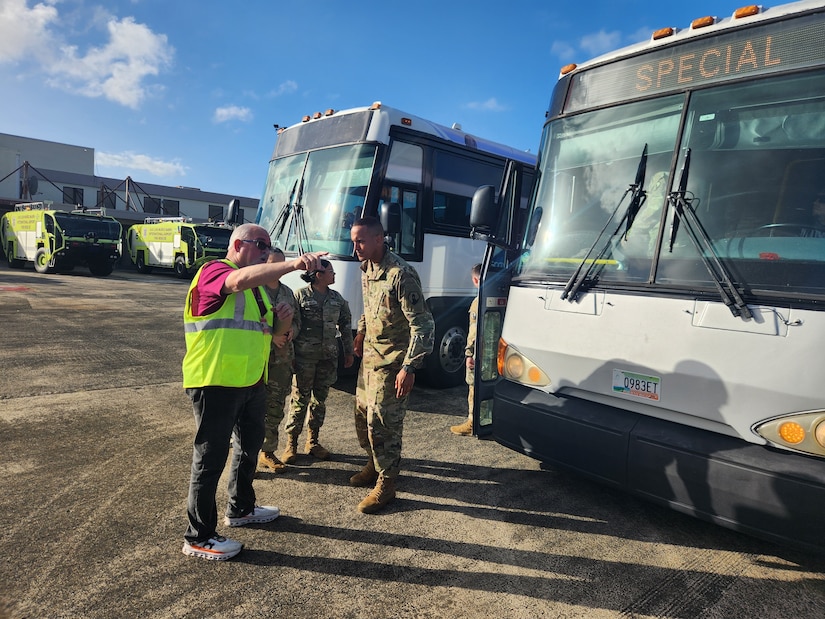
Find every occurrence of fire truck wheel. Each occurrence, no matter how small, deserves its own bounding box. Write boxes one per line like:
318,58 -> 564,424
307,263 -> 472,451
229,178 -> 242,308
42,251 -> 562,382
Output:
34,248 -> 54,274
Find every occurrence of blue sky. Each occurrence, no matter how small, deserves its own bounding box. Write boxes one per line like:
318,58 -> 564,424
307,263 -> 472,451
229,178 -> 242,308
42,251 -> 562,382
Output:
0,0 -> 754,200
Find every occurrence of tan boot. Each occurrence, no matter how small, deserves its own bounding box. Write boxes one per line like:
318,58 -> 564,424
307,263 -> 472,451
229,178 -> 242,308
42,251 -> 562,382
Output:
305,427 -> 330,460
280,435 -> 299,464
357,475 -> 396,514
258,451 -> 287,473
349,457 -> 378,487
450,419 -> 473,436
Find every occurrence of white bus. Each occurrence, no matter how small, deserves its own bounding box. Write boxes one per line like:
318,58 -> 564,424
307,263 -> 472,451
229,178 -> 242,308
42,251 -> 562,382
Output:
255,101 -> 535,387
470,0 -> 825,553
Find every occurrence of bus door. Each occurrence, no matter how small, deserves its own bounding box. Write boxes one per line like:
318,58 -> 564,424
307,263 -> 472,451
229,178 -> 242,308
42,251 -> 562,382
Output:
470,160 -> 533,437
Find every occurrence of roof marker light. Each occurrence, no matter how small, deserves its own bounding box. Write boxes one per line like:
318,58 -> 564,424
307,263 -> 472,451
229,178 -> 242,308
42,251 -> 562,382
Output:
560,63 -> 577,75
401,117 -> 412,126
312,112 -> 322,119
652,27 -> 675,40
691,16 -> 716,29
734,5 -> 761,19
301,115 -> 310,123
324,109 -> 335,116
370,101 -> 382,110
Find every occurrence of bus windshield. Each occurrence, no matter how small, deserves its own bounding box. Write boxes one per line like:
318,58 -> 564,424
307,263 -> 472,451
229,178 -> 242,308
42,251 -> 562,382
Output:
257,143 -> 377,256
521,68 -> 825,299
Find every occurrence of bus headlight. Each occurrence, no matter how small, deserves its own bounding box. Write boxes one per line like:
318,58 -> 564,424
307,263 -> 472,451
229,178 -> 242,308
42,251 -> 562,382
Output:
498,338 -> 551,387
754,411 -> 825,457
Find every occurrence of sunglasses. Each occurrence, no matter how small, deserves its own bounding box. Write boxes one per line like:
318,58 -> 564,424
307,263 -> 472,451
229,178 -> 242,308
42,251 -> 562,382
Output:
240,239 -> 272,251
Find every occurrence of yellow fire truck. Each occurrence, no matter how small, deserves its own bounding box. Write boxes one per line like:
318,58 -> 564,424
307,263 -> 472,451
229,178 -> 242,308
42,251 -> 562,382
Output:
1,202 -> 122,276
126,217 -> 232,277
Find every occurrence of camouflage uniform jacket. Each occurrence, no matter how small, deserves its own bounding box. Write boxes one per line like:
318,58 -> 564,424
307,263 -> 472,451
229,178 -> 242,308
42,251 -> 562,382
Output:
465,295 -> 478,359
265,281 -> 300,366
293,285 -> 354,361
357,249 -> 434,371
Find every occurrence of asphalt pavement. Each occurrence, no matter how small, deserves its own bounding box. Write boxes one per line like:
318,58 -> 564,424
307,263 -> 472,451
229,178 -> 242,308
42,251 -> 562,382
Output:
0,265 -> 823,619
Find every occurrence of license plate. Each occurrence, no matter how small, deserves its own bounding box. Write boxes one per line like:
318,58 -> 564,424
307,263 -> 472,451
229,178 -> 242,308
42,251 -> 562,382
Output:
612,369 -> 661,401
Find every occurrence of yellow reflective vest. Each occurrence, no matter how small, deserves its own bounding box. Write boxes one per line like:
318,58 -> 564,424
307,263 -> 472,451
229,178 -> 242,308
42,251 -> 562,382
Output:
182,260 -> 274,388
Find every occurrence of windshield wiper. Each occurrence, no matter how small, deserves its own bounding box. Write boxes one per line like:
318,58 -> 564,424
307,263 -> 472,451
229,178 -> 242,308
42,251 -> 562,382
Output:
292,177 -> 311,254
562,144 -> 648,302
667,148 -> 752,319
269,179 -> 298,241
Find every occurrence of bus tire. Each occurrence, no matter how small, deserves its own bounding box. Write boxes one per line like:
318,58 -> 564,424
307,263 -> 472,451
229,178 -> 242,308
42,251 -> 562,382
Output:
174,255 -> 188,278
34,247 -> 54,274
423,313 -> 467,388
136,252 -> 152,274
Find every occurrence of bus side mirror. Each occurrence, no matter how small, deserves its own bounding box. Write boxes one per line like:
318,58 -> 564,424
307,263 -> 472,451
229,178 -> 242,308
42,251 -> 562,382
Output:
227,199 -> 242,225
380,202 -> 401,235
525,206 -> 543,247
470,185 -> 497,241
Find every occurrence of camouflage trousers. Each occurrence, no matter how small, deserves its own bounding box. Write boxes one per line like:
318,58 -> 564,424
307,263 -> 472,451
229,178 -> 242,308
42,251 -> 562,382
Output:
261,362 -> 293,453
284,356 -> 338,437
354,364 -> 408,479
465,362 -> 474,423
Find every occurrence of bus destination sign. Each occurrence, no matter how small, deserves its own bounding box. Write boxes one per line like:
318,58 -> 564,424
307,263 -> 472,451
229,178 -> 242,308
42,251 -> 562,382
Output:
565,11 -> 825,113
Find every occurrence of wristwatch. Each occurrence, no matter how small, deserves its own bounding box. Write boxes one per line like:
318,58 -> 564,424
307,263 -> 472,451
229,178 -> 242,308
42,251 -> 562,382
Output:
402,364 -> 415,374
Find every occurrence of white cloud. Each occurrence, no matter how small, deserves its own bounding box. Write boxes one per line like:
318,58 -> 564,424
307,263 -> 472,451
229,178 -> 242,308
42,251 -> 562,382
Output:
0,3 -> 173,109
0,0 -> 58,63
213,105 -> 253,123
48,17 -> 173,108
464,98 -> 508,112
97,151 -> 187,178
550,40 -> 577,62
267,80 -> 298,98
579,29 -> 623,57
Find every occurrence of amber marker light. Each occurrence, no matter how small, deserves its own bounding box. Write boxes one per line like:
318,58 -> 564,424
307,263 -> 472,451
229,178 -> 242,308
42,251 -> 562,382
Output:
324,109 -> 335,116
734,5 -> 761,19
652,27 -> 675,40
401,117 -> 412,126
313,112 -> 322,119
778,421 -> 805,444
497,338 -> 507,376
560,64 -> 577,75
691,16 -> 715,29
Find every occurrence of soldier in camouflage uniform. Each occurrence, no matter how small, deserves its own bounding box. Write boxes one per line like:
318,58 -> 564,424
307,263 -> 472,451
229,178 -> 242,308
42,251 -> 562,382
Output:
281,259 -> 354,464
450,263 -> 481,436
349,216 -> 434,514
259,248 -> 301,473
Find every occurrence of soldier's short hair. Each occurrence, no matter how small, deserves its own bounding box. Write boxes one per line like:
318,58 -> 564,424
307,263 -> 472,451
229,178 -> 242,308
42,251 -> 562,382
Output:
352,216 -> 383,236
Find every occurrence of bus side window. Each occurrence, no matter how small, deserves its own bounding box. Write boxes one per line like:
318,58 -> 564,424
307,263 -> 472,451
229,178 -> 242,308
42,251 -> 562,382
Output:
385,141 -> 423,258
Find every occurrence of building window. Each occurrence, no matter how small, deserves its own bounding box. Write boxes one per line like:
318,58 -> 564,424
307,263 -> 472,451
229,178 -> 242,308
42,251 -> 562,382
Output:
162,199 -> 180,216
208,204 -> 224,222
98,187 -> 117,210
63,186 -> 84,206
144,196 -> 161,213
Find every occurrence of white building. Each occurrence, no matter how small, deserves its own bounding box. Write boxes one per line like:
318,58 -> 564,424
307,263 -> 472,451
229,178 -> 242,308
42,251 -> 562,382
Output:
0,133 -> 258,225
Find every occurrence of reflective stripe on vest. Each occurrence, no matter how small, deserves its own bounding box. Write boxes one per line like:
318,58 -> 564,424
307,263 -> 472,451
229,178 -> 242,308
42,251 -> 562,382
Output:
182,260 -> 273,388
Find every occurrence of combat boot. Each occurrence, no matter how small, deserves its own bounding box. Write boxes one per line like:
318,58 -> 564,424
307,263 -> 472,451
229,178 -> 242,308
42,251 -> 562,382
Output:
280,435 -> 299,464
450,419 -> 473,436
357,475 -> 396,514
305,427 -> 330,460
258,451 -> 287,473
349,457 -> 378,487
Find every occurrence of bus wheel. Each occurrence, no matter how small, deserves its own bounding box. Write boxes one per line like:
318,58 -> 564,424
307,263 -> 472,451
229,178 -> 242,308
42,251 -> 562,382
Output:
89,260 -> 114,277
423,316 -> 467,388
34,248 -> 55,274
174,256 -> 189,278
136,252 -> 152,274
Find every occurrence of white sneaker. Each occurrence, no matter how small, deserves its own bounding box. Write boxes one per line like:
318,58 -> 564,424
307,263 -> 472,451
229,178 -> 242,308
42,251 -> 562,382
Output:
224,505 -> 280,527
182,534 -> 243,561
